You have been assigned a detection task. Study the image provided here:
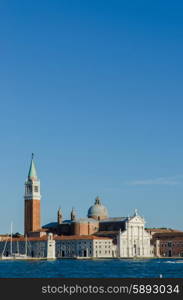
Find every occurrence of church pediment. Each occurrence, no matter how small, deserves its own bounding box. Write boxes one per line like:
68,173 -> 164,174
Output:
128,215 -> 144,225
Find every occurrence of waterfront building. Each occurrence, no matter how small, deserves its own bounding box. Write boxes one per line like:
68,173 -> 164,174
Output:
55,235 -> 115,258
117,210 -> 153,258
0,235 -> 115,259
0,236 -> 47,258
151,231 -> 183,257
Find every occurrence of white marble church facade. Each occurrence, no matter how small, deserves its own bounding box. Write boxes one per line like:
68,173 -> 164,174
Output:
117,211 -> 153,258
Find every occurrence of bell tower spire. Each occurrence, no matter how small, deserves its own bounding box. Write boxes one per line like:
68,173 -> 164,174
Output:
24,154 -> 41,235
28,153 -> 37,180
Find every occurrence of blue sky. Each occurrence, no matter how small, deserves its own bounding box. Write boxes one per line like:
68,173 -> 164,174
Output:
0,0 -> 183,233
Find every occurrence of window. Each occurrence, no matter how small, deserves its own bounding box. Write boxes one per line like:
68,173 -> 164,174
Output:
27,186 -> 32,193
34,186 -> 39,192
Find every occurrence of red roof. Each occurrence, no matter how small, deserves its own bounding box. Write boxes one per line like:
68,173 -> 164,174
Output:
146,228 -> 183,234
7,235 -> 112,242
54,235 -> 112,240
153,232 -> 183,240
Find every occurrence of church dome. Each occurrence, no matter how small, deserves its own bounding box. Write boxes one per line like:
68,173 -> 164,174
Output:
87,197 -> 108,220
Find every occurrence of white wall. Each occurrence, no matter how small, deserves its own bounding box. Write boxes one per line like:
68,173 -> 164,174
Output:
117,216 -> 153,258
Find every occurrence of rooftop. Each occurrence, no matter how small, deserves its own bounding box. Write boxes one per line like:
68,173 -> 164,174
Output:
42,220 -> 72,228
3,235 -> 112,242
54,235 -> 112,240
146,228 -> 183,234
152,232 -> 183,240
74,218 -> 98,223
100,217 -> 127,223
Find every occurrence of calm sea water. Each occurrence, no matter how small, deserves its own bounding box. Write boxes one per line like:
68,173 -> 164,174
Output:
0,258 -> 183,278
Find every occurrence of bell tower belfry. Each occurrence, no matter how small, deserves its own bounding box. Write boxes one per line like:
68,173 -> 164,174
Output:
24,154 -> 41,235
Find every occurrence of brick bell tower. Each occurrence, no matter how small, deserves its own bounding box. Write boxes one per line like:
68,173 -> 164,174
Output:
24,154 -> 41,235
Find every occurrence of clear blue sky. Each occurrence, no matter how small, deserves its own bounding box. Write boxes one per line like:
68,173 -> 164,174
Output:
0,0 -> 183,234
